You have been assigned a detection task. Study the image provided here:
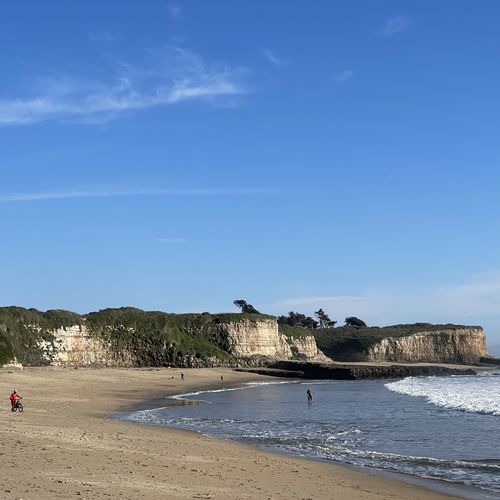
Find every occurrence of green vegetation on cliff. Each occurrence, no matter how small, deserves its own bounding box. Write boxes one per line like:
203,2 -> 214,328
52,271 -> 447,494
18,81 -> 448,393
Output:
0,305 -> 482,367
0,306 -> 274,366
0,307 -> 83,365
278,324 -> 312,339
86,307 -> 240,366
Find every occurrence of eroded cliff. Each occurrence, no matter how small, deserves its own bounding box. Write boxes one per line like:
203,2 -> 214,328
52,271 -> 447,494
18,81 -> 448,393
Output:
223,318 -> 327,362
0,309 -> 322,367
0,307 -> 490,368
38,325 -> 133,367
314,324 -> 489,364
365,327 -> 488,364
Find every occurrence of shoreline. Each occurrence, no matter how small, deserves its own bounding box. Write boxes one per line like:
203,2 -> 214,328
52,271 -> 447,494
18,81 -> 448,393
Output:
0,366 -> 461,499
115,374 -> 496,500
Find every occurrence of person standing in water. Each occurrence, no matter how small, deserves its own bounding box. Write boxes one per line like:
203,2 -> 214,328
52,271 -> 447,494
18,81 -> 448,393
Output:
306,388 -> 313,402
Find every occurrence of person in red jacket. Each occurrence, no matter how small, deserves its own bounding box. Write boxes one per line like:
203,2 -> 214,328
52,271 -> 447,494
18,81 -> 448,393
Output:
10,390 -> 20,410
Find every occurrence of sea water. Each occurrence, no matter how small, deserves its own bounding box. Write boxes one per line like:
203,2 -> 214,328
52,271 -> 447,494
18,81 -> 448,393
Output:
113,372 -> 500,496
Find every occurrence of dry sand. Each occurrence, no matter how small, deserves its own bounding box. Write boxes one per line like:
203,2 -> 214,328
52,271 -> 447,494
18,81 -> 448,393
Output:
0,367 -> 456,499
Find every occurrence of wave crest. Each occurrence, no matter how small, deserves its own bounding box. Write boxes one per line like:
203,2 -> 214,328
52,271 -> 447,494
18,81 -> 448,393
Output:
385,376 -> 500,416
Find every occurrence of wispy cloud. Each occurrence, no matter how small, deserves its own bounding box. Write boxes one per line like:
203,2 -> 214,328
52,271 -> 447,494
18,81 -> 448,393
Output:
379,16 -> 411,36
334,70 -> 354,83
263,49 -> 287,67
0,186 -> 279,203
270,271 -> 500,340
0,47 -> 247,126
168,5 -> 183,20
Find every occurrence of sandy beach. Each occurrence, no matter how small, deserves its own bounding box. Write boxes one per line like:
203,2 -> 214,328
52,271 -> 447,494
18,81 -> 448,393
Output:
0,367 -> 456,499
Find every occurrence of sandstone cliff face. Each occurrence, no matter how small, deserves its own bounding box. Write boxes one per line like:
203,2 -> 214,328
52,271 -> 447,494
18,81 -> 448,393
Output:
224,319 -> 290,358
38,325 -> 134,367
223,319 -> 326,361
365,327 -> 488,364
36,321 -> 485,367
287,335 -> 331,362
37,319 -> 327,367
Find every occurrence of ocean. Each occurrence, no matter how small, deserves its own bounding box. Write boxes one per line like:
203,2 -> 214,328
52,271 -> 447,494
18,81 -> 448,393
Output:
112,372 -> 500,498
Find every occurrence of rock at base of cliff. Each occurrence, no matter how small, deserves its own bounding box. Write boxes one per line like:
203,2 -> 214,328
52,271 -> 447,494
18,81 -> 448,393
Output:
2,357 -> 23,370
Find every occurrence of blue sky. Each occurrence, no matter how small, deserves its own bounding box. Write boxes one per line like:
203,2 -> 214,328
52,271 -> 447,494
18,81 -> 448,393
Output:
1,1 -> 500,349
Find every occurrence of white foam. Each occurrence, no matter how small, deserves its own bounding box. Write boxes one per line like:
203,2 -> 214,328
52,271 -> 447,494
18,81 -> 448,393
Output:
245,380 -> 299,386
171,380 -> 298,400
170,386 -> 244,400
385,375 -> 500,416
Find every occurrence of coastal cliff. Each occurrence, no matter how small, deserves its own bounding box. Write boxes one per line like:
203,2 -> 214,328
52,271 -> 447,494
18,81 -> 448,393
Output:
0,307 -> 325,368
365,327 -> 487,364
225,318 -> 290,358
313,323 -> 489,364
37,325 -> 132,367
37,324 -> 487,367
37,318 -> 326,367
0,307 -> 491,368
225,318 -> 327,362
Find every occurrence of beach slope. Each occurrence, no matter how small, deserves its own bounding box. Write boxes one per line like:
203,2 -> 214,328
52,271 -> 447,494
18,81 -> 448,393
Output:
0,367 -> 455,499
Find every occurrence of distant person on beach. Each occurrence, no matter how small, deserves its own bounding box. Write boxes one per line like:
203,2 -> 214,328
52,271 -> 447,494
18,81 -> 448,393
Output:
220,375 -> 224,381
180,372 -> 184,381
306,389 -> 313,402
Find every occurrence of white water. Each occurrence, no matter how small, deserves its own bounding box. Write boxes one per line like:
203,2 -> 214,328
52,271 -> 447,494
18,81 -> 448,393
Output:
385,374 -> 500,415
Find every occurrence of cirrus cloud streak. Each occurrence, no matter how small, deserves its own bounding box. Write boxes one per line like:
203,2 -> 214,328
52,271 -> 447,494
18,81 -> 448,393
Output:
0,186 -> 280,203
0,47 -> 247,126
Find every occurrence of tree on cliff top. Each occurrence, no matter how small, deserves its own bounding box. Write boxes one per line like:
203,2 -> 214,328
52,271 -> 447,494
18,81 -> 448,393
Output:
345,316 -> 367,328
277,311 -> 318,329
314,308 -> 337,329
233,299 -> 260,314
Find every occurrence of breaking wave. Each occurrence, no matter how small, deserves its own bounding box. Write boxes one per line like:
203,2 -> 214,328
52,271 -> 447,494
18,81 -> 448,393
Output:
385,375 -> 500,416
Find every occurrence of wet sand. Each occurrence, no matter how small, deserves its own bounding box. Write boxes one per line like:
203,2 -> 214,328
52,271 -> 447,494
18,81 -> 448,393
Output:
0,367 -> 456,499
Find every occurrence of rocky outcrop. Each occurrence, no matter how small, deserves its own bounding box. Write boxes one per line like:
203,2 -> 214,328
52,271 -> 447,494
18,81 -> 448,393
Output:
287,336 -> 331,362
240,361 -> 477,380
365,328 -> 488,364
1,357 -> 23,370
479,356 -> 500,366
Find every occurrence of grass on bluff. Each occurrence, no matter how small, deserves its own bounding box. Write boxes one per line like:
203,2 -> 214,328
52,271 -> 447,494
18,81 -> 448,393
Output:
0,306 -> 477,366
85,308 -> 239,365
0,306 -> 274,366
0,307 -> 84,365
278,324 -> 313,339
